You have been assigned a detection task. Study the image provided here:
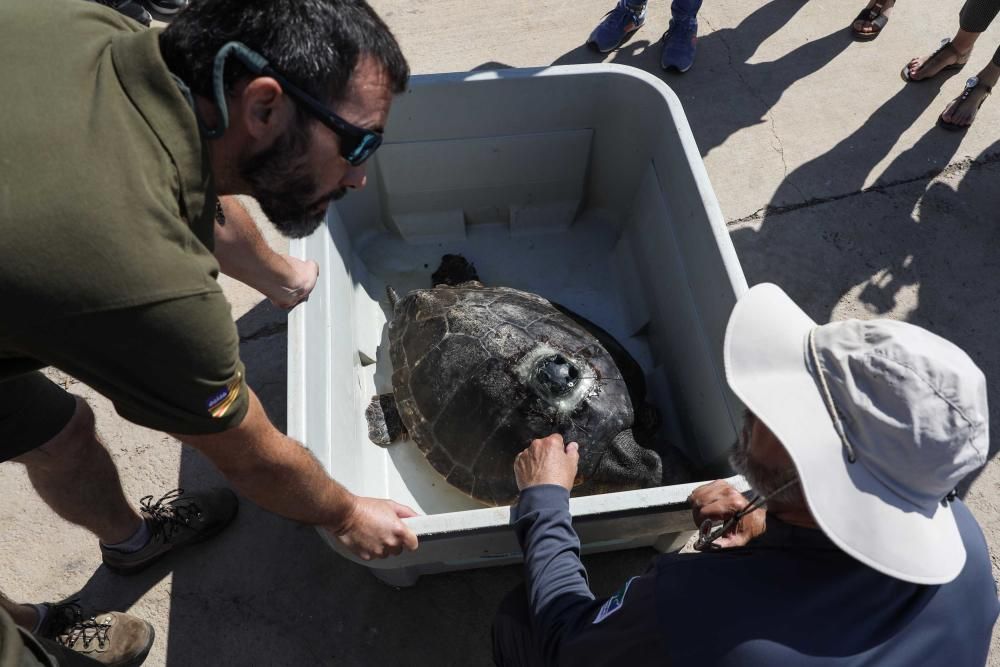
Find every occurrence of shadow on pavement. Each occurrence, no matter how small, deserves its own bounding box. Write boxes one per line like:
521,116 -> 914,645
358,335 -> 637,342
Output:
551,0 -> 854,157
767,73 -> 964,209
549,1 -> 1000,489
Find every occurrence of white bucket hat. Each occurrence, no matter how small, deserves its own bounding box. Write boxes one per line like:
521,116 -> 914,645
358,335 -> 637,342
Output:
724,283 -> 989,584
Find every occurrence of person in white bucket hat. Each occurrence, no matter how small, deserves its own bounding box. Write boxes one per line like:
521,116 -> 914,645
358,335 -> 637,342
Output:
492,283 -> 999,667
724,282 -> 991,583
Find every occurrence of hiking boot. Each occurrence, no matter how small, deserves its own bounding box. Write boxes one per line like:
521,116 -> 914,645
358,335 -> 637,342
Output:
90,0 -> 152,26
37,600 -> 154,667
660,16 -> 698,72
588,1 -> 647,53
101,488 -> 239,575
141,0 -> 188,16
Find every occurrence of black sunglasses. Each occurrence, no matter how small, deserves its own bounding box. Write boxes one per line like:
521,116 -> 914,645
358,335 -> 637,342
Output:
226,42 -> 383,166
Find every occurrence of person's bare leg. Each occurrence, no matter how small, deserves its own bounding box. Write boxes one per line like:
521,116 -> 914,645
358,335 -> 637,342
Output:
905,29 -> 979,80
12,397 -> 143,547
0,590 -> 38,630
941,60 -> 1000,125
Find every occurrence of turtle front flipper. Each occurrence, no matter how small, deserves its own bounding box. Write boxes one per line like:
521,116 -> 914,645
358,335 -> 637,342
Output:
386,286 -> 400,312
365,393 -> 408,446
583,429 -> 664,495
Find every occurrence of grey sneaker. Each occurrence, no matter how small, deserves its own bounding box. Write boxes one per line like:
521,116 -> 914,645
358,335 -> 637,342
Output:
37,600 -> 154,667
101,488 -> 239,574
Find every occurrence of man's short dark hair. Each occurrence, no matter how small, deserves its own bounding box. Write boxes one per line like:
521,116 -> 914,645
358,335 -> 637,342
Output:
160,0 -> 409,107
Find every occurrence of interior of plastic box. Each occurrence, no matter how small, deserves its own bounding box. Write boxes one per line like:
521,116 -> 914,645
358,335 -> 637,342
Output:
292,67 -> 744,516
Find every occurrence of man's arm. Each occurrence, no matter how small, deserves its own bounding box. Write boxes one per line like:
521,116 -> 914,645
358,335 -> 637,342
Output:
174,389 -> 418,560
512,436 -> 663,666
513,437 -> 594,650
213,196 -> 318,310
513,483 -> 596,661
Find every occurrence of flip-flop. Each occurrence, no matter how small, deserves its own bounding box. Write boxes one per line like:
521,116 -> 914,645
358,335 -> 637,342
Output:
851,2 -> 889,40
902,38 -> 969,82
939,76 -> 992,131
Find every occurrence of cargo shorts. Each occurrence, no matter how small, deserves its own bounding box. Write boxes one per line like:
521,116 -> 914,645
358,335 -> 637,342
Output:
0,293 -> 250,462
0,371 -> 77,463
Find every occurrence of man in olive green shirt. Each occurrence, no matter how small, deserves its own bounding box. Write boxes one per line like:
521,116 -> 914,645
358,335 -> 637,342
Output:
0,0 -> 417,663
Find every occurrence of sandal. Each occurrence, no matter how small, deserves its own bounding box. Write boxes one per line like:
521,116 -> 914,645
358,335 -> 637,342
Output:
939,76 -> 992,131
851,2 -> 890,40
902,38 -> 970,82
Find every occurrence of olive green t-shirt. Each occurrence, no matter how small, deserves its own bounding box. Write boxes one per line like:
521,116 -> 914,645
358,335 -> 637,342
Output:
0,0 -> 249,434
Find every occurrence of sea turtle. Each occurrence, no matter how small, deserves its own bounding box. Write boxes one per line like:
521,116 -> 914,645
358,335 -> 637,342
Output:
365,254 -> 668,506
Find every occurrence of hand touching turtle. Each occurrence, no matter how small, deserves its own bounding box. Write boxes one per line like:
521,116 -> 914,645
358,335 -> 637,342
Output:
515,434 -> 580,491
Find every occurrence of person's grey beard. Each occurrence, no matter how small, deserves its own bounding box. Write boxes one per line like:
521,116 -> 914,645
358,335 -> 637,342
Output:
729,413 -> 804,505
239,120 -> 347,239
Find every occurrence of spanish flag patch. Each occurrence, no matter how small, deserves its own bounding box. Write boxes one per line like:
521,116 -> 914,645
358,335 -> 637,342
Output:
207,371 -> 243,418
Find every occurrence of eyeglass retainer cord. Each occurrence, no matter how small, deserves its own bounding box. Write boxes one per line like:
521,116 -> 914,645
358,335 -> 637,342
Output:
171,41 -> 272,140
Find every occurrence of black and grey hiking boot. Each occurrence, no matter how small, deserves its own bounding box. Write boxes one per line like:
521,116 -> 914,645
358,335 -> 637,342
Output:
37,600 -> 154,667
89,0 -> 152,26
101,488 -> 239,575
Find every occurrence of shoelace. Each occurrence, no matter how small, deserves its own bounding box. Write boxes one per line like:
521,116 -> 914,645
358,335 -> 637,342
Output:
139,488 -> 203,543
602,3 -> 644,28
46,600 -> 112,650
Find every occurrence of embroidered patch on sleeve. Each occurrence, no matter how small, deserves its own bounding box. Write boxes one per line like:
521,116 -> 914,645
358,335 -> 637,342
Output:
593,576 -> 638,624
207,371 -> 243,418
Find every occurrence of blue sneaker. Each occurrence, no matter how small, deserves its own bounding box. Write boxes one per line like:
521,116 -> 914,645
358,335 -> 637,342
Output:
660,15 -> 698,72
588,1 -> 647,54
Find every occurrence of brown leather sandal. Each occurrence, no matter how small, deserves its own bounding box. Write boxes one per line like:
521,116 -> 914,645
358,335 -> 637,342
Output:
902,38 -> 970,82
939,76 -> 992,131
852,2 -> 890,40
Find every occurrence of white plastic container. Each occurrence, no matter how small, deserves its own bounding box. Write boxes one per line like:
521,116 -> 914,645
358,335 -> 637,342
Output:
288,64 -> 748,586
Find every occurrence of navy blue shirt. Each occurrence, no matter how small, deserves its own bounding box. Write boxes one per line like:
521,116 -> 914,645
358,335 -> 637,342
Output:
514,485 -> 999,666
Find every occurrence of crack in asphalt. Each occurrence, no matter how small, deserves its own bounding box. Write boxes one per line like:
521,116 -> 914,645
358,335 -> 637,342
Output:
726,149 -> 1000,226
702,14 -> 806,203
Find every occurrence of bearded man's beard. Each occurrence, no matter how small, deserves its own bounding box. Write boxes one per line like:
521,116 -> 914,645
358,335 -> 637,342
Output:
729,412 -> 803,505
240,122 -> 347,239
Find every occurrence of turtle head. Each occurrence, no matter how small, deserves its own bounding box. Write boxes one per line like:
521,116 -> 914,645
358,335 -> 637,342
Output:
532,354 -> 581,399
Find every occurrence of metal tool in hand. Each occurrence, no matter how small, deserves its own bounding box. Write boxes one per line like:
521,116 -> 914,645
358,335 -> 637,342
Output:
695,477 -> 800,550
